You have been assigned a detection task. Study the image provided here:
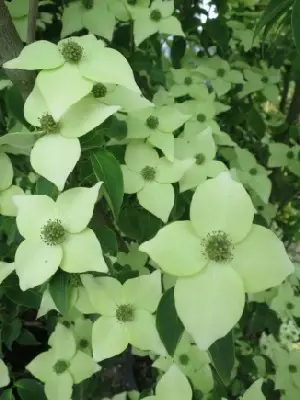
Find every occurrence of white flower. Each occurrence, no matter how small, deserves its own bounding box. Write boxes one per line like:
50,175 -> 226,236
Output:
140,173 -> 294,349
81,271 -> 166,361
27,323 -> 100,400
0,359 -> 10,388
13,183 -> 108,290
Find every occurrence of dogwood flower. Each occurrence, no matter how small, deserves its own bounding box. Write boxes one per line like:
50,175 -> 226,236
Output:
153,333 -> 213,393
240,66 -> 280,103
240,379 -> 265,400
122,141 -> 190,221
61,0 -> 116,41
4,35 -> 140,119
71,316 -> 93,355
143,364 -> 192,400
0,262 -> 15,285
270,282 -> 300,320
140,173 -> 294,349
127,105 -> 191,161
196,56 -> 244,96
27,323 -> 100,400
13,183 -> 108,291
268,143 -> 300,177
5,0 -> 29,42
117,243 -> 150,275
273,346 -> 300,399
231,147 -> 272,204
24,83 -> 119,190
170,69 -> 208,98
81,271 -> 166,361
130,0 -> 184,46
0,359 -> 10,388
174,129 -> 227,192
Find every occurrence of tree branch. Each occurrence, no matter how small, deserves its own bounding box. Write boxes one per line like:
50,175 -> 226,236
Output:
27,0 -> 39,44
287,81 -> 300,124
0,0 -> 35,99
279,64 -> 291,113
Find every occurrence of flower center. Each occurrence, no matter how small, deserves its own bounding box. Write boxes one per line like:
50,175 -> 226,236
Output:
141,166 -> 156,181
116,304 -> 135,322
146,115 -> 159,129
92,83 -> 107,98
287,302 -> 294,310
249,167 -> 257,175
195,153 -> 206,165
39,113 -> 59,134
202,231 -> 233,263
81,0 -> 94,9
286,150 -> 294,159
150,9 -> 162,22
289,364 -> 297,373
69,274 -> 82,287
40,219 -> 65,246
127,0 -> 137,4
261,76 -> 269,84
60,40 -> 83,63
184,77 -> 193,85
217,68 -> 226,78
196,113 -> 206,122
79,338 -> 89,350
179,354 -> 189,365
53,360 -> 69,374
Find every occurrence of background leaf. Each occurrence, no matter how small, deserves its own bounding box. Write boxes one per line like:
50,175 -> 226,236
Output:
156,287 -> 184,356
15,379 -> 47,400
209,330 -> 235,386
48,271 -> 75,317
292,0 -> 300,54
91,150 -> 124,219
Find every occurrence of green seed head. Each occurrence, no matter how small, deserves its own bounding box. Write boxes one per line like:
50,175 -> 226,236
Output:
116,304 -> 135,322
289,364 -> 297,373
184,77 -> 193,85
202,230 -> 233,263
79,338 -> 89,350
249,167 -> 257,175
40,219 -> 65,246
217,68 -> 226,78
287,150 -> 294,159
261,76 -> 269,84
146,115 -> 159,129
60,40 -> 83,63
257,205 -> 264,212
196,113 -> 206,123
141,166 -> 156,181
81,0 -> 94,9
39,113 -> 59,134
53,360 -> 69,374
195,153 -> 206,165
127,0 -> 137,4
287,302 -> 294,310
179,354 -> 189,365
150,9 -> 162,22
92,83 -> 107,98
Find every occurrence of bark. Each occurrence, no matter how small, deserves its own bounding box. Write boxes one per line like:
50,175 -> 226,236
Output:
0,0 -> 35,99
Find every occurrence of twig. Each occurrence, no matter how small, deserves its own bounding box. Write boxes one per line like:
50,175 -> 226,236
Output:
0,0 -> 35,99
287,81 -> 300,124
27,0 -> 39,44
279,64 -> 291,113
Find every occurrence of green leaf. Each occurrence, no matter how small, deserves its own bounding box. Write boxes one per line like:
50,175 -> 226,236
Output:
49,271 -> 75,317
117,206 -> 162,241
92,225 -> 118,256
0,389 -> 14,400
209,330 -> 235,386
35,176 -> 58,199
2,274 -> 42,308
292,0 -> 300,54
246,108 -> 266,139
171,36 -> 186,68
156,287 -> 184,356
205,17 -> 229,53
91,150 -> 124,219
254,0 -> 293,38
17,329 -> 40,346
5,86 -> 26,126
2,318 -> 22,350
80,127 -> 106,152
15,379 -> 46,400
101,115 -> 127,140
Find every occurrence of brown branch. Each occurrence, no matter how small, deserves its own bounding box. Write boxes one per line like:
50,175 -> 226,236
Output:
27,0 -> 39,44
287,81 -> 300,125
0,0 -> 35,99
